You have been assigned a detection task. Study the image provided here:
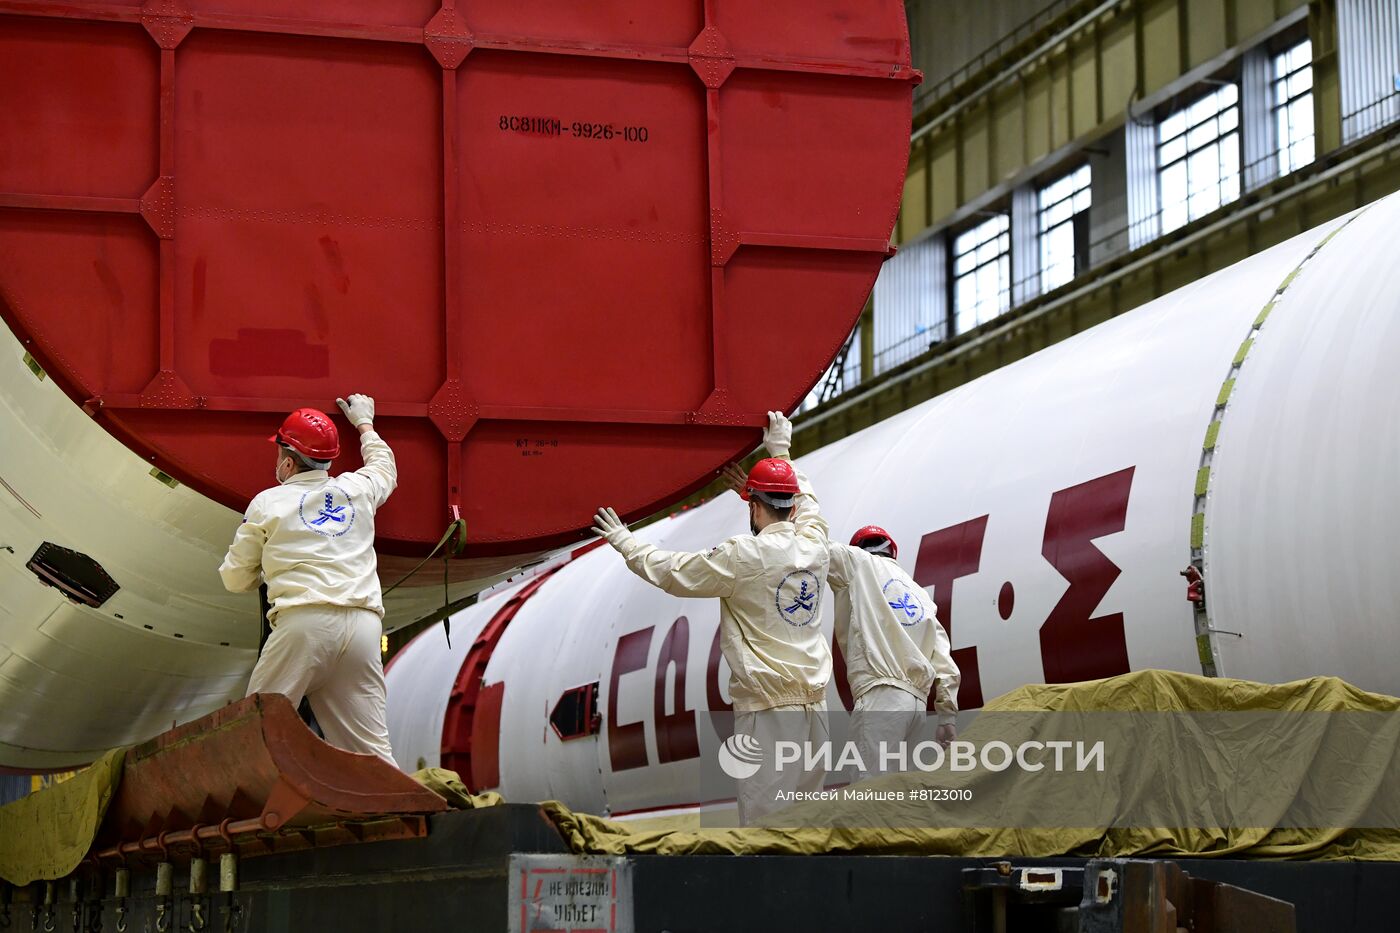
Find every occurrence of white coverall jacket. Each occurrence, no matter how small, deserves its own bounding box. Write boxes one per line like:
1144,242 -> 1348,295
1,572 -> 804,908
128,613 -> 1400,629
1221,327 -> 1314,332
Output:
829,543 -> 960,725
613,467 -> 832,712
219,430 -> 396,622
218,430 -> 397,763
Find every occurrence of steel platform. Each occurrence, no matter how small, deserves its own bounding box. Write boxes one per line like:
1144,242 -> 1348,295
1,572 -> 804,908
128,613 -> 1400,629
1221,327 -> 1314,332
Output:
5,803 -> 1400,932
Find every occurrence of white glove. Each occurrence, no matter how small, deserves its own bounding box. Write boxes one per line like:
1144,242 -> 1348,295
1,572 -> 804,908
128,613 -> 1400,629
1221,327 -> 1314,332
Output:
762,410 -> 792,458
592,507 -> 636,554
336,394 -> 375,427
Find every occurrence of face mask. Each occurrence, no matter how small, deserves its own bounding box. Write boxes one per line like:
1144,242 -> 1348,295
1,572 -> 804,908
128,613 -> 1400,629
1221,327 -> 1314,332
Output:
749,503 -> 760,537
275,457 -> 295,485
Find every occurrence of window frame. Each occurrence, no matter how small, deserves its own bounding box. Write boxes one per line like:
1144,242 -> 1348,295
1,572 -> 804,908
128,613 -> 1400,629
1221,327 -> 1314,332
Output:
1036,164 -> 1093,293
1270,38 -> 1315,175
949,211 -> 1011,336
1155,80 -> 1243,234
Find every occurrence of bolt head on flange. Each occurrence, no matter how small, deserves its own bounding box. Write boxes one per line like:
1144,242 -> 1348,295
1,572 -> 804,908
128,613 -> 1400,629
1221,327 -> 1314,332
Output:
425,7 -> 475,69
140,0 -> 194,49
428,380 -> 479,441
688,26 -> 736,89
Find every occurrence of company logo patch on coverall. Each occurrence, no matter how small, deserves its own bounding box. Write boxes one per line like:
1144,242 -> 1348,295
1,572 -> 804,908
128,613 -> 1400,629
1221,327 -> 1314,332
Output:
881,578 -> 927,626
776,570 -> 821,626
299,485 -> 356,537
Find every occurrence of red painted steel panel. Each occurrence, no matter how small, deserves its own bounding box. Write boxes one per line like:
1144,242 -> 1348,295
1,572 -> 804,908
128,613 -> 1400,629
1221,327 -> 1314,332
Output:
0,19 -> 159,198
465,0 -> 700,48
716,2 -> 912,64
0,1 -> 917,558
468,680 -> 505,791
181,0 -> 438,31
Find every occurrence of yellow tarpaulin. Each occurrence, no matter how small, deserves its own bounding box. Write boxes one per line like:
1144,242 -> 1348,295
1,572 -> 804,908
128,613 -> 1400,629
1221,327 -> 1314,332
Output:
0,748 -> 125,885
529,671 -> 1400,860
411,767 -> 502,810
5,671 -> 1398,886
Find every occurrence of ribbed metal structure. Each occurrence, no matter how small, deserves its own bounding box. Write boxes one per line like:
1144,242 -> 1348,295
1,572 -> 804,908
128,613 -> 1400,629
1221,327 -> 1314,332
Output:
1338,0 -> 1400,142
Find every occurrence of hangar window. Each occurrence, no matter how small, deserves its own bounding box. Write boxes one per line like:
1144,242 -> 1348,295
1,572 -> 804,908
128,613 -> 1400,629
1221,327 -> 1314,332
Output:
951,213 -> 1010,335
1037,165 -> 1092,293
1157,83 -> 1241,234
1272,40 -> 1315,174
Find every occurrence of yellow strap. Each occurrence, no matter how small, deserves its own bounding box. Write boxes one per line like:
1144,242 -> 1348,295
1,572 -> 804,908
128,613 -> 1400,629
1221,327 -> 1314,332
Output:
382,518 -> 467,597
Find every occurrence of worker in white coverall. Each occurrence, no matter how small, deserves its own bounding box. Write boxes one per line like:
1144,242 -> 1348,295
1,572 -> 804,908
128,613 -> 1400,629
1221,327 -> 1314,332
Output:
593,412 -> 831,826
218,394 -> 397,765
830,525 -> 960,781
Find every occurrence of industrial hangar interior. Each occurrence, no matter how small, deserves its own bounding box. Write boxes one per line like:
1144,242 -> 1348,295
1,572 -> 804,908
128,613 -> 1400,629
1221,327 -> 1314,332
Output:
2,1 -> 1400,931
801,0 -> 1400,440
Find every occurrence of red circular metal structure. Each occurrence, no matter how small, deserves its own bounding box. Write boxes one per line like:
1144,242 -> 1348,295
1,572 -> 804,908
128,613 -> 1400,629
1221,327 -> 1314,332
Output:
0,1 -> 918,557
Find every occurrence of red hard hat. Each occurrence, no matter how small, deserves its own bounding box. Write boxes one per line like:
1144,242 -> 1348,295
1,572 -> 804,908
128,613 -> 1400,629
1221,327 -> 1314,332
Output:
269,407 -> 340,460
850,525 -> 897,559
741,458 -> 801,504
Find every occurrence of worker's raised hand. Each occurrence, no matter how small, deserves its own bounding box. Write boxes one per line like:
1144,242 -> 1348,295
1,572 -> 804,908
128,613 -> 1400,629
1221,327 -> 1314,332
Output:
762,410 -> 792,458
336,394 -> 375,427
935,722 -> 957,749
592,507 -> 636,553
720,462 -> 749,497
